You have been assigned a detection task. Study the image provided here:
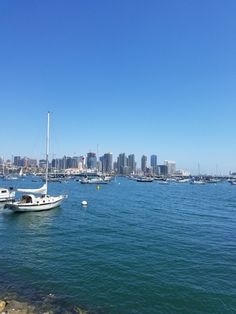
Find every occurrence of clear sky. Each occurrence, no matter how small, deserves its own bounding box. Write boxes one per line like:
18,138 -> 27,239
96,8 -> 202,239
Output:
0,0 -> 235,174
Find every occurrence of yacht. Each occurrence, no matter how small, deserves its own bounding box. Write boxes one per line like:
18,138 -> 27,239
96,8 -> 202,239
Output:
80,177 -> 108,184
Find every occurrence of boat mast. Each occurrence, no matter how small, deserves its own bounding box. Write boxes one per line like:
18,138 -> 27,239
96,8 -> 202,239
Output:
45,111 -> 50,194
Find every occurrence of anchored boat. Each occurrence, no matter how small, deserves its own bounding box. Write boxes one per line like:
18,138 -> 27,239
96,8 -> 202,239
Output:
5,112 -> 67,212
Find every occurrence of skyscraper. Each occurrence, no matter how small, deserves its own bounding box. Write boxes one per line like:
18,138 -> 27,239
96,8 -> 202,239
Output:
102,153 -> 113,173
86,152 -> 97,169
141,155 -> 147,173
128,154 -> 136,174
150,155 -> 157,168
151,154 -> 158,174
117,153 -> 127,174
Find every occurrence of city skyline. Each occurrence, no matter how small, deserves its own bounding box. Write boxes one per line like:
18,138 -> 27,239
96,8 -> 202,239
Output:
0,152 -> 226,176
0,151 -> 236,175
0,1 -> 236,175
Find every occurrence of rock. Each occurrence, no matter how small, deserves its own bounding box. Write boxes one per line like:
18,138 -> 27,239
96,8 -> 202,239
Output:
4,299 -> 36,314
75,306 -> 88,314
0,300 -> 6,312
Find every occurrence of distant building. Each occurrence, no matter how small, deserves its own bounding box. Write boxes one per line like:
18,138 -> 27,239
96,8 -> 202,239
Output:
113,161 -> 118,172
174,169 -> 190,177
150,154 -> 158,174
66,157 -> 74,169
52,158 -> 63,170
102,153 -> 113,173
150,155 -> 157,168
39,159 -> 47,168
122,165 -> 130,175
117,153 -> 127,174
86,152 -> 97,169
164,160 -> 176,175
158,165 -> 168,176
141,155 -> 147,173
28,158 -> 37,167
128,154 -> 136,174
13,156 -> 21,166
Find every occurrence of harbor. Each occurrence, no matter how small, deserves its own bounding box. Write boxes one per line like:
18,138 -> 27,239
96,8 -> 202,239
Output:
0,0 -> 236,313
0,175 -> 235,313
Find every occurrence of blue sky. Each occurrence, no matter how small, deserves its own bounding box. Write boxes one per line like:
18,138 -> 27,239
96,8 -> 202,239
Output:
0,0 -> 235,174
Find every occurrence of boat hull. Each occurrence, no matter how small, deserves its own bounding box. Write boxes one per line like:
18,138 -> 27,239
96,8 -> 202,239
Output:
5,195 -> 66,212
136,179 -> 154,182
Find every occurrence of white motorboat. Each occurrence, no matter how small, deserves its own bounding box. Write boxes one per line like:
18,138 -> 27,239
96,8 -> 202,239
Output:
0,187 -> 15,202
5,112 -> 67,212
176,178 -> 191,183
190,180 -> 206,185
80,177 -> 108,184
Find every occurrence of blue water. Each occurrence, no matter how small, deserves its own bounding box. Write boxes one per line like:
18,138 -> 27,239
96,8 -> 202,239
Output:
0,177 -> 235,313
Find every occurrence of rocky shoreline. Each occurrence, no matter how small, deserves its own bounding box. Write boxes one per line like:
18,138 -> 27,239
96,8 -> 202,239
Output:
0,298 -> 89,314
0,299 -> 36,314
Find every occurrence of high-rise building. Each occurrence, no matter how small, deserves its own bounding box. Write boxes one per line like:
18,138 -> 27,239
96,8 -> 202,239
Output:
86,152 -> 97,169
150,155 -> 157,168
117,153 -> 127,174
151,155 -> 158,174
102,153 -> 113,173
141,155 -> 147,173
128,154 -> 136,174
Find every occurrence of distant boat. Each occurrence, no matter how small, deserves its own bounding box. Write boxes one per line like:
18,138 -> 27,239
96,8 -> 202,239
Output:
159,180 -> 169,185
136,177 -> 154,182
207,178 -> 221,184
0,187 -> 15,203
190,180 -> 206,185
80,177 -> 108,184
176,178 -> 191,183
5,112 -> 67,212
18,168 -> 26,177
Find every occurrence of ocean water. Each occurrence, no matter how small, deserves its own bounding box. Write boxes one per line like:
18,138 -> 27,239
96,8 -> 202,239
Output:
0,177 -> 235,313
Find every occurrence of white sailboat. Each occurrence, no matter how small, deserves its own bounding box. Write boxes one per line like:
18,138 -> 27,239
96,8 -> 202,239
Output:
18,167 -> 26,177
6,112 -> 67,212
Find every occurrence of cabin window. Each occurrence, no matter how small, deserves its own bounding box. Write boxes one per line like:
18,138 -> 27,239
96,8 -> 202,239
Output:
1,190 -> 7,194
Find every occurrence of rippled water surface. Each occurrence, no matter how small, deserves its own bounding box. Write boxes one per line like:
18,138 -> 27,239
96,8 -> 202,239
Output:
0,177 -> 235,313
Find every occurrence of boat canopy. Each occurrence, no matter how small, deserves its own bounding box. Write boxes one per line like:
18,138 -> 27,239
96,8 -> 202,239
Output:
17,183 -> 47,195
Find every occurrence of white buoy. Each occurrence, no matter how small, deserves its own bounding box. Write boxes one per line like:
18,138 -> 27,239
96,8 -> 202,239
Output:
81,200 -> 88,206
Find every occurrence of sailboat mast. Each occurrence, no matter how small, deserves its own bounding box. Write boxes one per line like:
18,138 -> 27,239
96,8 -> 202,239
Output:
45,111 -> 50,194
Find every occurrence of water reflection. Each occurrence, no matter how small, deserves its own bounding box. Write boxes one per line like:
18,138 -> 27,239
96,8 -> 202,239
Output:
1,206 -> 62,230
